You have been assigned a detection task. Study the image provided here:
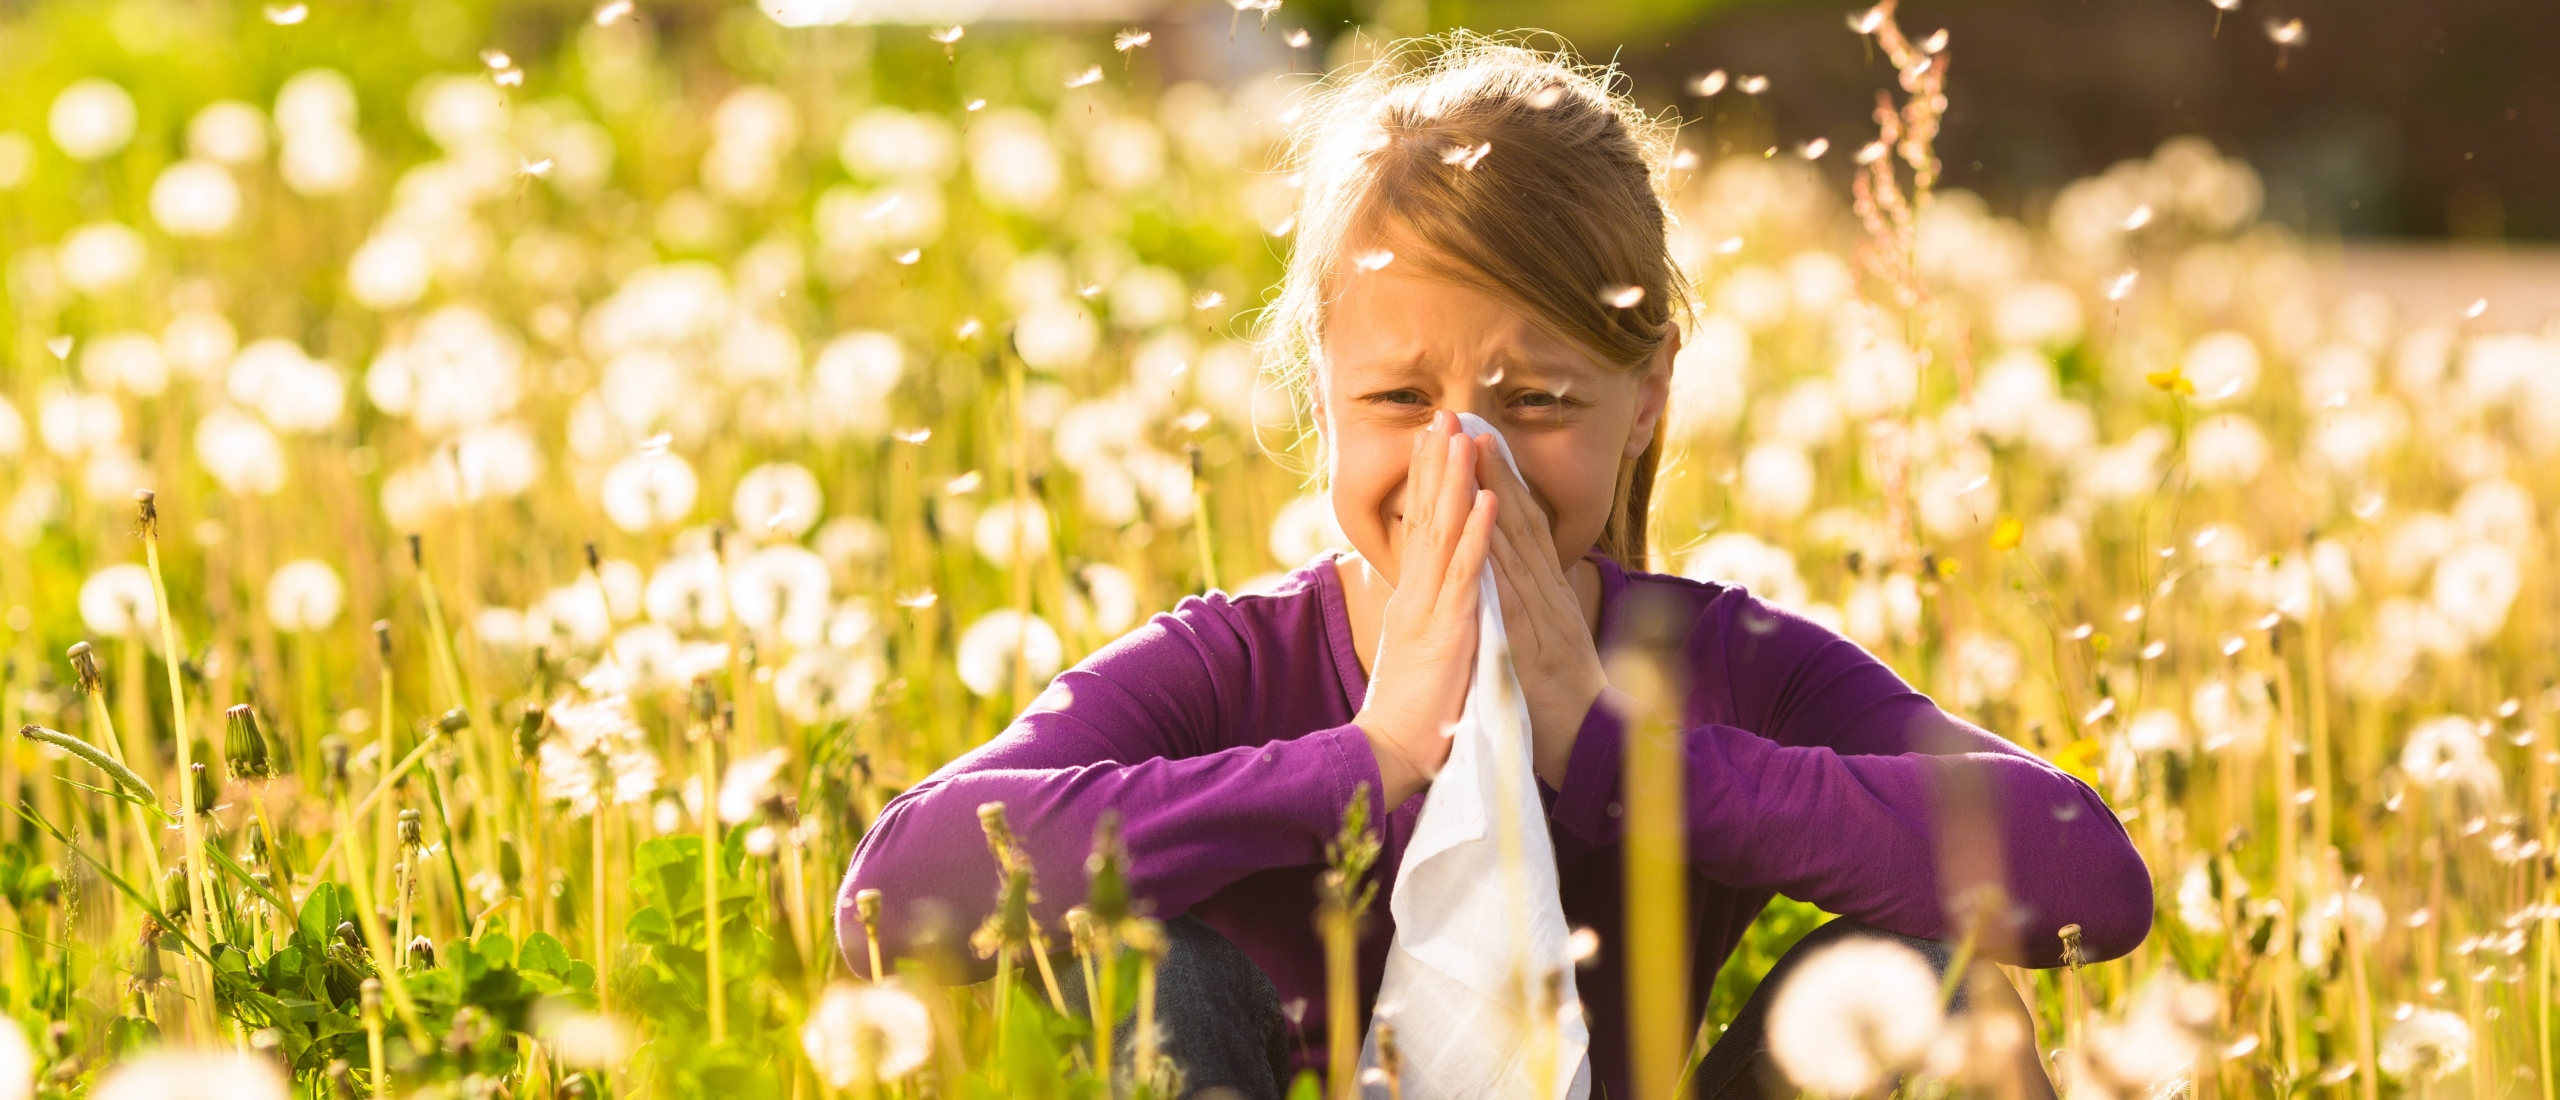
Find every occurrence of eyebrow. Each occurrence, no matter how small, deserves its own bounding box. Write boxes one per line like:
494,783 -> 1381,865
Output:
1336,348 -> 1606,386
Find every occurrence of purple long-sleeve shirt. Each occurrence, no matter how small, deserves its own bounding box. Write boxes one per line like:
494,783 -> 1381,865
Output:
839,551 -> 2152,1094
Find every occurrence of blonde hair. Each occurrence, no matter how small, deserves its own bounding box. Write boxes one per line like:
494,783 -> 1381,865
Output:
1259,35 -> 1687,569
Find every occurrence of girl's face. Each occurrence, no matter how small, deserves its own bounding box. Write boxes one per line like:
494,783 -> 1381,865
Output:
1316,236 -> 1675,581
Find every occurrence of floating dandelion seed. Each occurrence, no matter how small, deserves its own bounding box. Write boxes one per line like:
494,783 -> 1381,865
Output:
45,336 -> 74,361
593,0 -> 633,24
944,470 -> 982,494
1690,70 -> 1729,96
519,157 -> 554,178
1114,29 -> 1152,53
2123,203 -> 2155,230
480,48 -> 513,70
1856,140 -> 1889,164
895,249 -> 921,265
2464,297 -> 2488,319
1525,83 -> 1567,109
891,427 -> 931,444
2267,17 -> 2304,67
1065,66 -> 1103,89
2210,0 -> 2239,9
1849,6 -> 1885,34
1715,236 -> 1745,254
1602,285 -> 1646,309
1286,27 -> 1310,47
2106,270 -> 2140,300
1353,249 -> 1395,272
640,432 -> 673,456
895,589 -> 937,609
493,69 -> 524,87
1739,75 -> 1770,95
956,318 -> 983,340
263,3 -> 308,24
1192,290 -> 1226,310
1441,142 -> 1491,170
1266,216 -> 1296,237
1798,137 -> 1830,159
1671,148 -> 1700,169
965,98 -> 986,111
929,25 -> 963,44
1922,28 -> 1949,53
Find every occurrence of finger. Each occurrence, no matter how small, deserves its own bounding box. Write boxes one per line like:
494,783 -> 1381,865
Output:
1473,433 -> 1571,576
1403,423 -> 1442,556
1442,488 -> 1497,617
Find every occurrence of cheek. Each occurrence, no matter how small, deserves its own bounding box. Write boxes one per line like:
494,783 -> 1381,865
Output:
1327,431 -> 1406,553
1515,438 -> 1621,544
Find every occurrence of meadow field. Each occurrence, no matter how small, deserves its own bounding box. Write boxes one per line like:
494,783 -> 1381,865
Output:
0,0 -> 2551,1096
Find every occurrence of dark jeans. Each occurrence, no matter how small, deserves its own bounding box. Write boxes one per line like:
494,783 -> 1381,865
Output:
1056,914 -> 2059,1100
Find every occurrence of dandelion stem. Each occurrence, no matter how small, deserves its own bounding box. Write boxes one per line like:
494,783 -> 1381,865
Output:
137,493 -> 216,1043
699,716 -> 727,1042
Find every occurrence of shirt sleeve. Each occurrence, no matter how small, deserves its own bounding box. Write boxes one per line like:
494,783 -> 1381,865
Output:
1549,583 -> 2153,968
836,594 -> 1387,979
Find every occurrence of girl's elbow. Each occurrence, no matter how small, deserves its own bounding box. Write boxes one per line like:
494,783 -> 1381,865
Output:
2055,836 -> 2155,964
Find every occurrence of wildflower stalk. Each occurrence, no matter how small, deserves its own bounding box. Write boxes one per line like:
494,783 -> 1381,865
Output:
305,730 -> 447,883
2331,849 -> 2379,1100
2267,623 -> 2302,1081
374,621 -> 399,906
1088,814 -> 1136,1088
361,977 -> 387,1094
335,776 -> 431,1047
1188,444 -> 1218,593
695,686 -> 727,1042
1316,786 -> 1378,1100
857,888 -> 886,981
1607,638 -> 1689,1100
1007,339 -> 1036,708
1129,917 -> 1166,1095
134,491 -> 216,1042
593,804 -> 611,1014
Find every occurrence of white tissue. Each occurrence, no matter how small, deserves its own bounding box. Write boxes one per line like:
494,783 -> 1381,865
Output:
1360,412 -> 1591,1099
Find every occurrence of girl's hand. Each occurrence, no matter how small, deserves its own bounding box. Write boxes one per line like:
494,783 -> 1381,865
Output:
1476,434 -> 1610,788
1354,412 -> 1500,808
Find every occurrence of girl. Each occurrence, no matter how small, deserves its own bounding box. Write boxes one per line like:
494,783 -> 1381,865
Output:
840,39 -> 2151,1099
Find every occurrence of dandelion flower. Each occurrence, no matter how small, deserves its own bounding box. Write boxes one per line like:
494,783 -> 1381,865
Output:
1766,938 -> 1944,1097
803,981 -> 933,1086
79,564 -> 158,639
49,80 -> 136,161
2431,542 -> 2520,642
729,544 -> 832,648
733,462 -> 826,539
193,409 -> 286,496
2378,1009 -> 2470,1081
92,1049 -> 287,1100
601,452 -> 699,533
955,610 -> 1064,697
58,221 -> 146,294
266,560 -> 344,633
150,161 -> 242,237
773,647 -> 884,725
719,748 -> 791,824
539,695 -> 661,816
972,499 -> 1054,568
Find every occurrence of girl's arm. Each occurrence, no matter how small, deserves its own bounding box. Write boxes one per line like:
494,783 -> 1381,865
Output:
1550,585 -> 2153,968
837,596 -> 1385,977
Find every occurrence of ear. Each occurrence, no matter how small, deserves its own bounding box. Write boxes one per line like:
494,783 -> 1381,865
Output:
1624,322 -> 1679,461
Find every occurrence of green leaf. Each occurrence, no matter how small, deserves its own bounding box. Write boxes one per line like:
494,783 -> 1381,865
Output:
518,932 -> 572,978
1287,1070 -> 1323,1100
298,882 -> 355,948
626,905 -> 676,948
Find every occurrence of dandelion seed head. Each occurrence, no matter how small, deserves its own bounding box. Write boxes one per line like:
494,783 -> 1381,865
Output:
1767,939 -> 1943,1097
803,982 -> 934,1086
